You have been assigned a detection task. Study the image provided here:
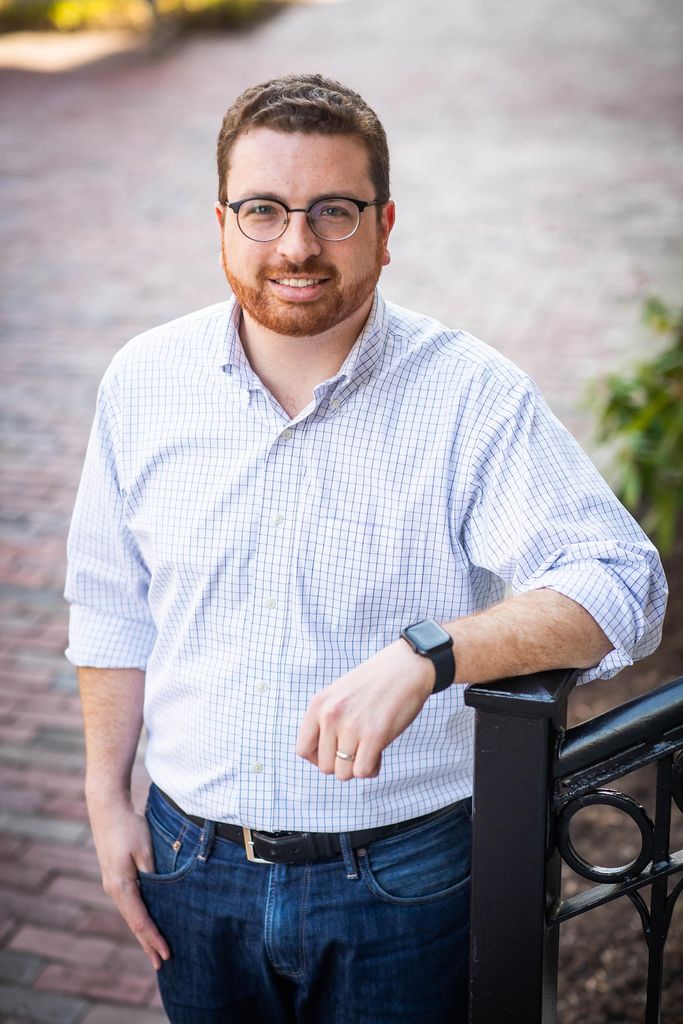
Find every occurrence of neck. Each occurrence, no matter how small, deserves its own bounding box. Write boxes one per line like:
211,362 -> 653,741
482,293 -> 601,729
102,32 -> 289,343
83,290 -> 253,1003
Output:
237,297 -> 373,417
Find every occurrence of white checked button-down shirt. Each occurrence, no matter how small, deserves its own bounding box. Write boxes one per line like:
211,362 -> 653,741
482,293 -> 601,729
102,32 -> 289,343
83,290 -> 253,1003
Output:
65,291 -> 667,830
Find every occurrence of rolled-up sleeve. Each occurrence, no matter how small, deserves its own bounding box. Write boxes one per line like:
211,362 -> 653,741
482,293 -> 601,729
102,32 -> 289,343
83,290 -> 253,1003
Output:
461,376 -> 668,682
65,368 -> 157,668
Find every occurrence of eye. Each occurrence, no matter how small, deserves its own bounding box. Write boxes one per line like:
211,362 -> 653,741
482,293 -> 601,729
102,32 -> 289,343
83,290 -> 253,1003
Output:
316,203 -> 354,220
243,202 -> 280,218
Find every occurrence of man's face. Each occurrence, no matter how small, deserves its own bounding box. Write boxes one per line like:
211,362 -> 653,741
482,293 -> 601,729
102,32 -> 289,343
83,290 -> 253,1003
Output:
216,128 -> 395,338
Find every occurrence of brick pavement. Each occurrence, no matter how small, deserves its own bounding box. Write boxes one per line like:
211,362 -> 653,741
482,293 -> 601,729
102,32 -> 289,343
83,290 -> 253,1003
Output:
0,0 -> 682,1019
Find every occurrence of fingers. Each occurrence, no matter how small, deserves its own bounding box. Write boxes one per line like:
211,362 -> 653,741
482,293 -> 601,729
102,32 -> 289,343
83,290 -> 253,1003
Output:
296,696 -> 356,781
296,711 -> 354,781
297,687 -> 386,781
323,739 -> 381,781
134,844 -> 155,874
296,637 -> 433,782
330,739 -> 357,781
96,823 -> 171,966
94,813 -> 171,971
353,742 -> 382,780
295,707 -> 320,767
317,721 -> 346,777
113,874 -> 171,970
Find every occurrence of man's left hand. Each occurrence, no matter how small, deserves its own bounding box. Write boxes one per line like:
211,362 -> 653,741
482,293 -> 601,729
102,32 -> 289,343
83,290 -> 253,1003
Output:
295,639 -> 435,781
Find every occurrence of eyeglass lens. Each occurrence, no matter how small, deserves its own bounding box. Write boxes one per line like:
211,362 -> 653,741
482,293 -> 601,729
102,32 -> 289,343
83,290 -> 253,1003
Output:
237,199 -> 360,241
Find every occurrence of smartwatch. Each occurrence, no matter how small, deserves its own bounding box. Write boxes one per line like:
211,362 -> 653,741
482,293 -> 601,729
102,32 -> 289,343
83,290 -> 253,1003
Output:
400,618 -> 455,694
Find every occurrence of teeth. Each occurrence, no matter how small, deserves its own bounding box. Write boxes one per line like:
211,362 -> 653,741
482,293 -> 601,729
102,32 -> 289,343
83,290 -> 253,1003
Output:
274,278 -> 323,287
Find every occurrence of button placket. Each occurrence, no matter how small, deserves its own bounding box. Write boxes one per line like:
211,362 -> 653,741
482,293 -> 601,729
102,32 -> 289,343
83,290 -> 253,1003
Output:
245,418 -> 305,805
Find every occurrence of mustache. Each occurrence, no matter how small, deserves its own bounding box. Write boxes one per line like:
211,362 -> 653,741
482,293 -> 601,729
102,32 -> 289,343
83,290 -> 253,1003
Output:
261,260 -> 338,279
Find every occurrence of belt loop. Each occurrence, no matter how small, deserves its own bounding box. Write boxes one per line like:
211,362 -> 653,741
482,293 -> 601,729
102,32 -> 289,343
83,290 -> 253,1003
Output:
197,819 -> 216,863
340,832 -> 359,880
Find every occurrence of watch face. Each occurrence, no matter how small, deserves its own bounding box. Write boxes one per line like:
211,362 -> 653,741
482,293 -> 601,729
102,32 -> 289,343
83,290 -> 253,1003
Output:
408,619 -> 451,651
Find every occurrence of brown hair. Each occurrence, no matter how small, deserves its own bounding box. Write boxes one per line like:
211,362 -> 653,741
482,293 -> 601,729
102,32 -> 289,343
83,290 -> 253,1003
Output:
216,73 -> 390,205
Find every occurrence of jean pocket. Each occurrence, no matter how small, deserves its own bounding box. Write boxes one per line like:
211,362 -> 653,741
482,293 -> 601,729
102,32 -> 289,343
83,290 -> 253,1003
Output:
357,803 -> 472,906
137,801 -> 201,885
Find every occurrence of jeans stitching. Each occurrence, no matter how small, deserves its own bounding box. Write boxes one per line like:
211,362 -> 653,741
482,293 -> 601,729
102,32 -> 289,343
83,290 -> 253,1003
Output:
264,866 -> 308,978
263,864 -> 279,972
358,852 -> 472,906
139,807 -> 202,885
295,863 -> 311,979
356,808 -> 472,906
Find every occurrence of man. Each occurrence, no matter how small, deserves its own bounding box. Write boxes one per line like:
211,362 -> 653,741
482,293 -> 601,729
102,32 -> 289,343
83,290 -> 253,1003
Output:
65,74 -> 667,1023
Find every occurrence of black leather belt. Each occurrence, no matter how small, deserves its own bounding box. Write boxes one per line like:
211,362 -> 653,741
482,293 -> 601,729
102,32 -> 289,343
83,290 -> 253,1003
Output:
158,788 -> 464,865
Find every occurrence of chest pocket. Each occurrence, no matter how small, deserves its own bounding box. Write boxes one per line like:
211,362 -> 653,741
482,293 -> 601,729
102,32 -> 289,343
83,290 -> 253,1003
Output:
295,513 -> 427,633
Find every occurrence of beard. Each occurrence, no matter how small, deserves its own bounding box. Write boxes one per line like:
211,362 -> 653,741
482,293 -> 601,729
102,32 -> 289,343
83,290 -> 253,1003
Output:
221,235 -> 384,338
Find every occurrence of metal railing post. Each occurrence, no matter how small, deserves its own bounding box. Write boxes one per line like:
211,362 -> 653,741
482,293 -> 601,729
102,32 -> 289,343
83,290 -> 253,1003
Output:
465,668 -> 578,1024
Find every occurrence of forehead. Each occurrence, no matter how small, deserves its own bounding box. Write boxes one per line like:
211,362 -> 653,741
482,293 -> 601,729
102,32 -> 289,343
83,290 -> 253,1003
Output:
226,128 -> 373,200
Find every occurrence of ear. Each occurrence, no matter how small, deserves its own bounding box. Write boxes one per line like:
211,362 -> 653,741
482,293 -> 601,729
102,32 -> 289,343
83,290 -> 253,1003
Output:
380,200 -> 396,268
215,204 -> 228,271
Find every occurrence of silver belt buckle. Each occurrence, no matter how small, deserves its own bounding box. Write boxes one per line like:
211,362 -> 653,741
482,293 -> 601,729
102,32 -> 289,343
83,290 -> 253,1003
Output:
242,826 -> 273,864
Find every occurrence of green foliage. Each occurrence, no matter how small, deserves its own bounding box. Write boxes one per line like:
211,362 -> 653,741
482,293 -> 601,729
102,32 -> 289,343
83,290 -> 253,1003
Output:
0,0 -> 274,32
591,298 -> 683,554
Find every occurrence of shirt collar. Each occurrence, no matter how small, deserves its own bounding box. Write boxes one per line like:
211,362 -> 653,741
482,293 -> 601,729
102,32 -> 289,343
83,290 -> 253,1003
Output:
331,289 -> 388,390
219,296 -> 256,388
219,289 -> 389,393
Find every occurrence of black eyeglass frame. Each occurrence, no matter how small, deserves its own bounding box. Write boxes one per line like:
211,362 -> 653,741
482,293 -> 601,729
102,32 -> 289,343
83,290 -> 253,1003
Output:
224,196 -> 388,242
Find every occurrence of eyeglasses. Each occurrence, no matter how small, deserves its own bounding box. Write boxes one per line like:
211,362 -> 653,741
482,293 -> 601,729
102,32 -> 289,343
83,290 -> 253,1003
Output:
224,196 -> 386,242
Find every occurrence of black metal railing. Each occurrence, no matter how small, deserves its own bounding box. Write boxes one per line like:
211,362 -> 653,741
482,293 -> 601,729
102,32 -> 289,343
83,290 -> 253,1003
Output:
464,669 -> 683,1024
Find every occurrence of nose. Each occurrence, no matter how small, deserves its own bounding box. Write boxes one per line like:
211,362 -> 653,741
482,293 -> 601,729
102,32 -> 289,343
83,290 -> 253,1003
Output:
275,211 -> 323,263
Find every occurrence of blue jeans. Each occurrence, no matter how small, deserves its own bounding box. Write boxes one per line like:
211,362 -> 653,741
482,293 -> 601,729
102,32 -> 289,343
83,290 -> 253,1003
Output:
139,784 -> 472,1023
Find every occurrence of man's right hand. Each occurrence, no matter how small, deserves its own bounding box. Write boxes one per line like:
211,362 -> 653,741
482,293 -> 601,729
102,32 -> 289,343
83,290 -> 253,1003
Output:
78,668 -> 168,968
88,799 -> 171,970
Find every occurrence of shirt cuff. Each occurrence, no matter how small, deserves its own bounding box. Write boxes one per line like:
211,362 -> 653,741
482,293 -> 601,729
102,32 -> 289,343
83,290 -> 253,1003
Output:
513,564 -> 648,683
65,604 -> 157,669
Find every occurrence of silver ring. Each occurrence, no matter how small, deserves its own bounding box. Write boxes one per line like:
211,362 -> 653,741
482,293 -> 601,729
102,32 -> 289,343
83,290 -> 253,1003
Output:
335,749 -> 356,761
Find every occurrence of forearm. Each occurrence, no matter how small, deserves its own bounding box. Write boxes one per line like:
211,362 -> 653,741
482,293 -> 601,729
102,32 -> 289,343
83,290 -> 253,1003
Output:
447,588 -> 613,684
78,666 -> 145,808
77,666 -> 169,967
298,588 -> 613,782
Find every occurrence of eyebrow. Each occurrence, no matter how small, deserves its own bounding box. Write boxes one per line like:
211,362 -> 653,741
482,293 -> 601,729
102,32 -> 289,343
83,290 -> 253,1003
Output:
232,192 -> 363,205
238,192 -> 285,203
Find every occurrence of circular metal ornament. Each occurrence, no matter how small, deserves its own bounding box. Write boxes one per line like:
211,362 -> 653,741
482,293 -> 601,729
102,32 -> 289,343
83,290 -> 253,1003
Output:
672,753 -> 683,815
557,788 -> 654,883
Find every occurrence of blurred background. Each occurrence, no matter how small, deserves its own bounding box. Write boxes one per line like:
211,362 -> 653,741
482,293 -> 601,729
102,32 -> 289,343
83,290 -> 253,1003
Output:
0,0 -> 681,1020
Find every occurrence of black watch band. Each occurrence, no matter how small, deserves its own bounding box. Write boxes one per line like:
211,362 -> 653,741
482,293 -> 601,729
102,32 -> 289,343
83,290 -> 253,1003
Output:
400,618 -> 456,694
428,643 -> 456,693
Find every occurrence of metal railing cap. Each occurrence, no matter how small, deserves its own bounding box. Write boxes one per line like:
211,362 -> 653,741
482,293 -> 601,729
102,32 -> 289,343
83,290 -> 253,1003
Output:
464,667 -> 579,719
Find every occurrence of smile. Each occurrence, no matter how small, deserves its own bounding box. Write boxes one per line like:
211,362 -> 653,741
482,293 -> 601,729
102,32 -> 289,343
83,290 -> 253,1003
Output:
272,278 -> 327,288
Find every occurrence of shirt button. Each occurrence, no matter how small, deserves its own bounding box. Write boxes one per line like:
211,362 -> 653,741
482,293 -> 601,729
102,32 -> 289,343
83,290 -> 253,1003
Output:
272,513 -> 284,526
252,762 -> 264,774
265,598 -> 277,609
330,399 -> 341,410
255,681 -> 269,693
281,428 -> 293,441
